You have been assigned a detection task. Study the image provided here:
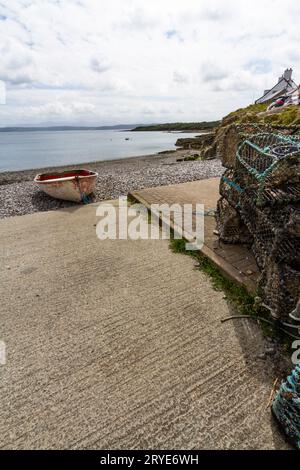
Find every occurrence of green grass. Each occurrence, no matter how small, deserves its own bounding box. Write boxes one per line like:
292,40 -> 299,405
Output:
223,102 -> 300,127
223,103 -> 268,124
169,237 -> 294,351
263,106 -> 300,126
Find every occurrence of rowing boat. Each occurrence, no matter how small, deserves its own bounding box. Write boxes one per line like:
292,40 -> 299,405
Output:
34,169 -> 98,202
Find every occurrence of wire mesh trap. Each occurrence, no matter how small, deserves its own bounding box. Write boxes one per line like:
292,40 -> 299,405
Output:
216,128 -> 300,320
237,133 -> 300,206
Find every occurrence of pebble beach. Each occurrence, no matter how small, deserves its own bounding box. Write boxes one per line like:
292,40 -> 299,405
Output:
0,149 -> 223,219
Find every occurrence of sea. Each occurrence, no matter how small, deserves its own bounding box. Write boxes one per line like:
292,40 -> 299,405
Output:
0,129 -> 198,172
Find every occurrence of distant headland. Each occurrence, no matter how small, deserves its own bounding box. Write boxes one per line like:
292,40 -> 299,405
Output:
0,125 -> 140,132
0,122 -> 220,133
131,121 -> 220,132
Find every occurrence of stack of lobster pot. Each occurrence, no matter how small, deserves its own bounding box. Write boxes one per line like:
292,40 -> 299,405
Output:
215,124 -> 300,321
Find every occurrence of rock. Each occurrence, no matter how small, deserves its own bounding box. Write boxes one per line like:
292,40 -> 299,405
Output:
202,142 -> 217,160
175,132 -> 215,150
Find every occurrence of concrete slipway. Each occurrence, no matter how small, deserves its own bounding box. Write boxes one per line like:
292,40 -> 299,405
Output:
0,201 -> 288,449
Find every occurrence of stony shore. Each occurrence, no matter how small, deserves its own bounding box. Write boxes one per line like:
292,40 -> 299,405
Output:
0,149 -> 224,219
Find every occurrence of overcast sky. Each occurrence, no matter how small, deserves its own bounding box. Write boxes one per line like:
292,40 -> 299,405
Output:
0,0 -> 299,126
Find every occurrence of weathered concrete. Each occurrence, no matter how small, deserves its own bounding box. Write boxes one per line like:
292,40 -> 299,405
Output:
130,178 -> 259,292
0,201 -> 289,449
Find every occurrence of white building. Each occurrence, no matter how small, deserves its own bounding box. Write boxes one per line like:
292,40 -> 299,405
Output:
255,68 -> 298,104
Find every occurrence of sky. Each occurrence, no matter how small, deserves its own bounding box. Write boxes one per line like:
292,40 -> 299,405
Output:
0,0 -> 299,126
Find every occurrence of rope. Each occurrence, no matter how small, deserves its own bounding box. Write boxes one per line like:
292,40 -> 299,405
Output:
222,175 -> 244,193
221,315 -> 300,340
75,176 -> 90,204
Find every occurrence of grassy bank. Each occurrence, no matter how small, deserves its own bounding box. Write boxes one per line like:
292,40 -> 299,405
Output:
222,102 -> 300,126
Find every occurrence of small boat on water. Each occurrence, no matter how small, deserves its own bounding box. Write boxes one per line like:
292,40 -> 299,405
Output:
34,169 -> 98,202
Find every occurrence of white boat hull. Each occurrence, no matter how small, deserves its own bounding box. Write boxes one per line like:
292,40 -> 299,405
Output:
34,169 -> 98,202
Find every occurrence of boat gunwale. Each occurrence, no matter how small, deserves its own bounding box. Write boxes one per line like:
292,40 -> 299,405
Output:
34,169 -> 98,185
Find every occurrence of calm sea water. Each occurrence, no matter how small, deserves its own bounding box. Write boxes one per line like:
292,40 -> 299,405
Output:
0,129 -> 198,172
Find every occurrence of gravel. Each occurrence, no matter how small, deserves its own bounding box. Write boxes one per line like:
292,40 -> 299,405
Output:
0,150 -> 224,219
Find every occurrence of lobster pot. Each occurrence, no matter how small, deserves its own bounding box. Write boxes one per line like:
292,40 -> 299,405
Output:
251,228 -> 300,272
219,169 -> 244,209
216,123 -> 274,168
239,195 -> 299,267
239,197 -> 278,262
251,240 -> 267,271
272,363 -> 300,450
273,236 -> 300,268
258,260 -> 300,321
236,133 -> 300,205
215,128 -> 300,323
216,197 -> 252,244
244,184 -> 300,208
217,125 -> 241,168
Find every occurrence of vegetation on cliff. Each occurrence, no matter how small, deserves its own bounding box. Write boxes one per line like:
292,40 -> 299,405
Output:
221,102 -> 300,127
173,101 -> 300,161
221,103 -> 268,125
134,102 -> 300,135
263,106 -> 300,126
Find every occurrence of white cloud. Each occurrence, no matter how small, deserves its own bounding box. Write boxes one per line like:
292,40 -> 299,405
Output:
0,0 -> 299,125
173,70 -> 189,84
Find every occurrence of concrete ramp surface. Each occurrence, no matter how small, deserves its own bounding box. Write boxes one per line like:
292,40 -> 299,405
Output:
0,202 -> 287,449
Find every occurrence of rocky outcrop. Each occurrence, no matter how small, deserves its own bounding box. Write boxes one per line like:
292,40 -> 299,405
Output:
175,132 -> 216,159
175,132 -> 215,149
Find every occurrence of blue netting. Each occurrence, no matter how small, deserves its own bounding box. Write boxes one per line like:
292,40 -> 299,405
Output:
272,363 -> 300,449
237,133 -> 300,205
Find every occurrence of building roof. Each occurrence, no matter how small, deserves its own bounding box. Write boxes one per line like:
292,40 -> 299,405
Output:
255,69 -> 298,104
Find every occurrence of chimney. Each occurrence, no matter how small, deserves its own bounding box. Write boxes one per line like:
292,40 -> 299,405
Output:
283,68 -> 292,81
